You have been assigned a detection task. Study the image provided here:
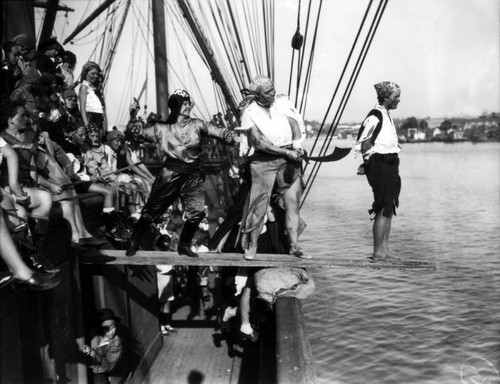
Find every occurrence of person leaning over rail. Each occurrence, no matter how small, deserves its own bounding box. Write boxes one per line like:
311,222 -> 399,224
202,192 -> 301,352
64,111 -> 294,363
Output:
238,75 -> 311,261
355,81 -> 401,260
126,89 -> 237,258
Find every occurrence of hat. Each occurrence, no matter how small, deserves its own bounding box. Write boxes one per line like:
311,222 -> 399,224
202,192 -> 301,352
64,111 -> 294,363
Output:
62,88 -> 77,99
21,67 -> 42,85
86,123 -> 101,137
374,81 -> 400,101
106,129 -> 125,143
165,89 -> 191,124
97,308 -> 120,324
11,33 -> 36,59
2,41 -> 21,56
38,38 -> 63,54
61,50 -> 76,66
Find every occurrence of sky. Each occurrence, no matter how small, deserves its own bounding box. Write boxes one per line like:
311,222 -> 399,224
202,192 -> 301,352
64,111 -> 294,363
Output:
44,0 -> 499,126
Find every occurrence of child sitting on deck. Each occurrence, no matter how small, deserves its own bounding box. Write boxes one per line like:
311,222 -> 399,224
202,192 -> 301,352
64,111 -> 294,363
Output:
61,123 -> 124,239
83,308 -> 128,384
83,124 -> 143,217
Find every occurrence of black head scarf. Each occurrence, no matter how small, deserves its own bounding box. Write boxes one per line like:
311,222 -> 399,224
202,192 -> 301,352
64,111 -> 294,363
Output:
165,89 -> 191,124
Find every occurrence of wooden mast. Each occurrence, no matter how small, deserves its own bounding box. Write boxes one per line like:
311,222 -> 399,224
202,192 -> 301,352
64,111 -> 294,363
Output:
176,0 -> 240,121
38,0 -> 59,44
152,0 -> 169,119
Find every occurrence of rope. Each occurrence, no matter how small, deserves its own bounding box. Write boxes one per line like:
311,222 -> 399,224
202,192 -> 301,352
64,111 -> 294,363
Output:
301,0 -> 389,207
299,0 -> 324,115
303,0 -> 375,174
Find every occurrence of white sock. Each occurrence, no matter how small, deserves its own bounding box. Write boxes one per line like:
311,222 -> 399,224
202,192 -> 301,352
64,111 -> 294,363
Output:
222,306 -> 237,322
103,207 -> 115,213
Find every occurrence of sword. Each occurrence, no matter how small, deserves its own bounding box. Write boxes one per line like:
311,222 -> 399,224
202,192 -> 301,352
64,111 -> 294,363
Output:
303,147 -> 352,162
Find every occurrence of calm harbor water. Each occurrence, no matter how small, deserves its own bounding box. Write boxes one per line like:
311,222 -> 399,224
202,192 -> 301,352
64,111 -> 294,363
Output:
299,142 -> 500,384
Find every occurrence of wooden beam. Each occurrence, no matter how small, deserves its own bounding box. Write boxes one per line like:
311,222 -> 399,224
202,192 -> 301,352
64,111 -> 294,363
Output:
152,0 -> 169,119
38,0 -> 58,44
79,249 -> 436,270
275,298 -> 316,384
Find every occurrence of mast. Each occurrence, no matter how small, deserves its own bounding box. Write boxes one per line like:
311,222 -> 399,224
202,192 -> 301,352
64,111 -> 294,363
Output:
38,0 -> 59,44
152,0 -> 169,119
176,0 -> 240,121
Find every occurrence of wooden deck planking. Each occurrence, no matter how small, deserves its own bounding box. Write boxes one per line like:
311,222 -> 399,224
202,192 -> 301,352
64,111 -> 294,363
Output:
143,302 -> 244,384
79,249 -> 436,270
143,326 -> 241,384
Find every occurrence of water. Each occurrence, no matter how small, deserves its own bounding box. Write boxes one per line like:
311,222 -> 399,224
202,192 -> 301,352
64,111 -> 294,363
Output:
299,142 -> 500,384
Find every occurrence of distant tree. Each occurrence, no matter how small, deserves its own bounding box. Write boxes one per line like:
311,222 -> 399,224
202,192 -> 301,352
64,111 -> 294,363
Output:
400,117 -> 419,131
419,120 -> 428,130
439,120 -> 452,132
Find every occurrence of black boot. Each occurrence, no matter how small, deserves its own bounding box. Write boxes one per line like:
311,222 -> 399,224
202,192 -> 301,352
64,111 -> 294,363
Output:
126,217 -> 152,257
178,221 -> 200,258
27,218 -> 60,274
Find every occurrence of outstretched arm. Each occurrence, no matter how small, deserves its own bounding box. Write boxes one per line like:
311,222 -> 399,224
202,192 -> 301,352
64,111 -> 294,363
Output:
204,122 -> 235,144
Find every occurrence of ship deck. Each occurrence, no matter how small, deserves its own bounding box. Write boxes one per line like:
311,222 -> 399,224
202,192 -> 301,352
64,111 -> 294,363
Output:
79,249 -> 436,270
142,301 -> 265,384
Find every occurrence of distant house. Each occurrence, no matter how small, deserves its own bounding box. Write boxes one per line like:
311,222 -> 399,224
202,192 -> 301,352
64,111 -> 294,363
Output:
451,130 -> 465,141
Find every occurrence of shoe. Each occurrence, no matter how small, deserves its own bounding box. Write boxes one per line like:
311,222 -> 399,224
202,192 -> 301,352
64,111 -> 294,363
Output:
289,243 -> 312,259
244,249 -> 255,261
178,243 -> 199,258
239,330 -> 259,343
126,239 -> 140,257
218,310 -> 229,333
0,272 -> 14,288
164,324 -> 176,332
15,271 -> 60,291
25,253 -> 61,274
160,324 -> 177,335
79,236 -> 107,247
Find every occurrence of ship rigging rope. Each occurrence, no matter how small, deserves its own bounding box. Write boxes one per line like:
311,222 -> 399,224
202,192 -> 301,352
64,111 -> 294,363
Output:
298,0 -> 323,116
287,0 -> 302,98
301,0 -> 389,208
226,0 -> 251,83
295,0 -> 318,111
209,1 -> 249,93
207,2 -> 245,91
302,0 -> 375,168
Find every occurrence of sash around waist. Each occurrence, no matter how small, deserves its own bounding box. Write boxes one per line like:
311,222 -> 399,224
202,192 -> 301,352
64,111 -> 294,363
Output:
163,157 -> 201,173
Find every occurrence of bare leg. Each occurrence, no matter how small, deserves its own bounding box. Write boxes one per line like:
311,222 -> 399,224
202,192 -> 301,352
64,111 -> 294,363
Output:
88,183 -> 115,209
24,187 -> 52,220
60,199 -> 79,243
0,210 -> 32,280
0,191 -> 27,228
239,287 -> 253,333
282,177 -> 302,245
73,200 -> 93,238
373,212 -> 389,258
382,216 -> 392,256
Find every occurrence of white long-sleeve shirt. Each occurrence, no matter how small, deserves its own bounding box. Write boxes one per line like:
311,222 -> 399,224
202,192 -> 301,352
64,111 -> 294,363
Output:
355,104 -> 400,158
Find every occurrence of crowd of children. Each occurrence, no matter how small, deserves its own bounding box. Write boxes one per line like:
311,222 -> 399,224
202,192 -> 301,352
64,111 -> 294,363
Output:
0,35 -> 154,291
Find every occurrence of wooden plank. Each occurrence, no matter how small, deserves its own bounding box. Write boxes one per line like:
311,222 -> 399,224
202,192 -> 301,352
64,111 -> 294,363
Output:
275,298 -> 316,384
79,249 -> 436,270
